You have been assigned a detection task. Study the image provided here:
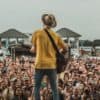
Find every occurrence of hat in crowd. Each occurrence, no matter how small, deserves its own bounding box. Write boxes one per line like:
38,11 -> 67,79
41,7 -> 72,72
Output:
42,14 -> 57,28
10,77 -> 17,82
88,72 -> 93,75
76,83 -> 84,89
22,73 -> 30,81
23,76 -> 29,81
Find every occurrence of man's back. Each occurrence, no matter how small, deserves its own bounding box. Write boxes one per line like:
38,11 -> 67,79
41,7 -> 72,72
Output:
31,28 -> 65,69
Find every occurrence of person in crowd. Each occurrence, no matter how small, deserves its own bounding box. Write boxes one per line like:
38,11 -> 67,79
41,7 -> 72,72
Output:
0,54 -> 99,100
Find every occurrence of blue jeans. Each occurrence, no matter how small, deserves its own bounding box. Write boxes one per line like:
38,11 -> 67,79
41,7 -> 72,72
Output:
34,69 -> 59,100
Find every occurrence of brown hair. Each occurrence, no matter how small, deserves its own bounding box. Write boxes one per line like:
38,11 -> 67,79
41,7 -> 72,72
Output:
41,14 -> 57,28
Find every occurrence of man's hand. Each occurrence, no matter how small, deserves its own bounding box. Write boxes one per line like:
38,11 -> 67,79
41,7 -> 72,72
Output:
30,46 -> 36,53
60,44 -> 69,55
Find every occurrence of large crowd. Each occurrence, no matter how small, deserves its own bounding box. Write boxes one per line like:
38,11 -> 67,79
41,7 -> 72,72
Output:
0,55 -> 100,100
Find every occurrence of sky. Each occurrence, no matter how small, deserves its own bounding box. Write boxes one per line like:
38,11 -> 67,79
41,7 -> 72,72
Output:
0,0 -> 100,40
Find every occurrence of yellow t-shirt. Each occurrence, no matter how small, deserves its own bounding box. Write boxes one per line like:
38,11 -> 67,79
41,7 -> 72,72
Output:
31,29 -> 65,69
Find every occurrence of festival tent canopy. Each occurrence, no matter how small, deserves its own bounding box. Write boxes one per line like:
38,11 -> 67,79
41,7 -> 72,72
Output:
0,29 -> 28,38
56,27 -> 81,38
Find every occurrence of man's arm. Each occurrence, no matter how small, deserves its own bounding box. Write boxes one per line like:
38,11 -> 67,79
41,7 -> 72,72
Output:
30,31 -> 37,53
57,36 -> 68,54
30,46 -> 36,53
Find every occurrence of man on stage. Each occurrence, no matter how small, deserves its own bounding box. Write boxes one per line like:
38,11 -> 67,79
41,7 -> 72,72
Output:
31,14 -> 67,100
